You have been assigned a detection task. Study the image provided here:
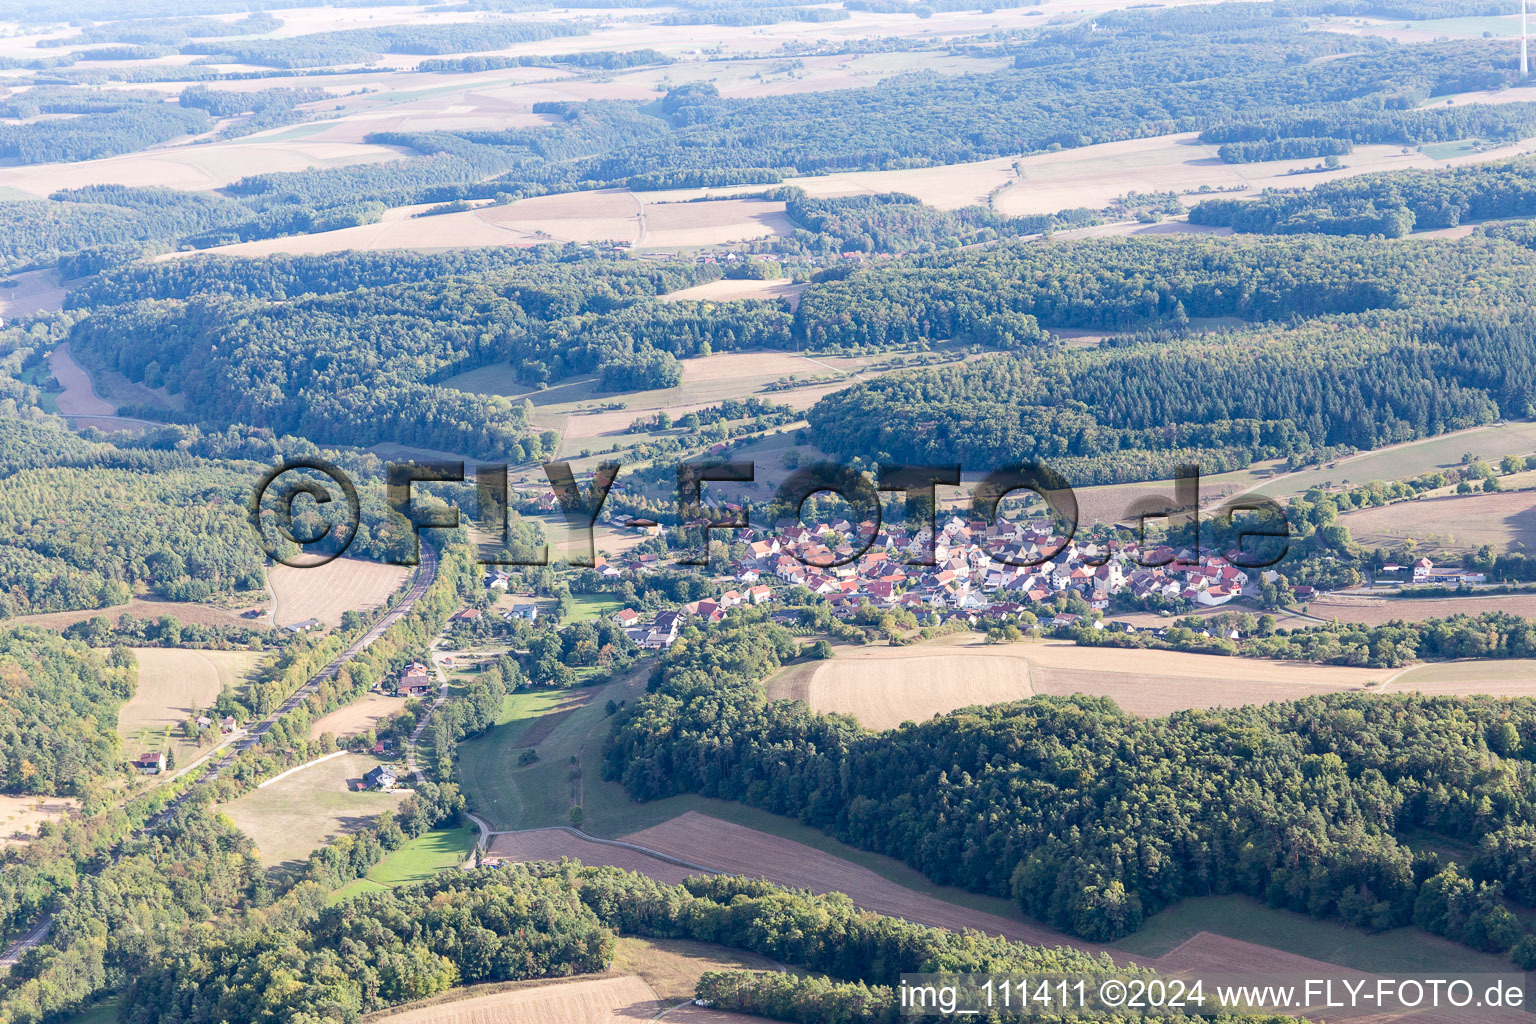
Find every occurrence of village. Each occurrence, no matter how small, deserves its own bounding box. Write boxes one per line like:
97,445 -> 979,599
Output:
483,510 -> 1267,649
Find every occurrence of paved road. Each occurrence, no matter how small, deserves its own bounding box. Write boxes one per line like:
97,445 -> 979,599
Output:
0,545 -> 440,966
151,543 -> 439,824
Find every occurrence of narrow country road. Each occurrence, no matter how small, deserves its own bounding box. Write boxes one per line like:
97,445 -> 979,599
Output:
0,545 -> 440,967
406,647 -> 452,784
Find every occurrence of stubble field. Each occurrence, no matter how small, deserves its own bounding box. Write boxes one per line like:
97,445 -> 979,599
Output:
766,638 -> 1386,724
366,975 -> 659,1024
1341,490 -> 1536,554
308,691 -> 403,740
267,557 -> 412,628
118,647 -> 263,760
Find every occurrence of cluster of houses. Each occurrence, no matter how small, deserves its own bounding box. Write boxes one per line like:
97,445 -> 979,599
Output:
485,509 -> 1270,646
733,515 -> 1255,617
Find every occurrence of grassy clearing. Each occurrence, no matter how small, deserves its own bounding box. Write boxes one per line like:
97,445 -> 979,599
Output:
221,752 -> 408,870
457,688 -> 596,830
58,998 -> 119,1024
1422,139 -> 1483,160
1116,895 -> 1514,975
1251,421 -> 1536,501
1411,15 -> 1520,37
328,826 -> 475,903
564,593 -> 622,623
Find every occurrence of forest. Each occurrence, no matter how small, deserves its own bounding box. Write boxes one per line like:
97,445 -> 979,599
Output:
0,628 -> 134,800
1190,160 -> 1536,236
179,21 -> 590,68
119,862 -> 1225,1024
803,234 -> 1536,482
64,253 -> 772,455
606,611 -> 1536,958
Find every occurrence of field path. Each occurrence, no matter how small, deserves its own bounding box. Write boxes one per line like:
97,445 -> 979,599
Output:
406,650 -> 452,784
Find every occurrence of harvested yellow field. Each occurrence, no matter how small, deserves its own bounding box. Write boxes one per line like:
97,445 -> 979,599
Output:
0,138 -> 408,197
767,653 -> 1034,730
222,752 -> 408,868
268,557 -> 412,629
767,639 -> 1387,723
1342,490 -> 1536,554
0,795 -> 78,847
637,198 -> 792,248
164,203 -> 531,260
989,133 -> 1464,218
1386,659 -> 1536,697
370,975 -> 659,1024
48,343 -> 112,417
0,269 -> 63,318
478,189 -> 642,244
610,938 -> 781,1003
639,157 -> 1020,211
623,811 -> 1079,949
661,278 -> 807,309
1302,592 -> 1536,628
309,691 -> 402,740
682,349 -> 831,384
118,647 -> 263,757
182,193 -> 791,257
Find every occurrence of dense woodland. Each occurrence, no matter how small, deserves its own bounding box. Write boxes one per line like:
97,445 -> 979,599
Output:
607,612 -> 1536,956
0,629 -> 132,799
120,862 -> 1230,1024
1191,160 -> 1536,236
65,253 -> 779,455
803,234 -> 1536,482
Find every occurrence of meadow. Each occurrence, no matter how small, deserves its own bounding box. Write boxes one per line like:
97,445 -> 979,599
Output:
221,752 -> 409,869
327,825 -> 475,903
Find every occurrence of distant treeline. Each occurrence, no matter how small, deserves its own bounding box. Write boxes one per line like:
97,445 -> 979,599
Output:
1190,159 -> 1536,236
181,21 -> 591,68
418,49 -> 673,72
